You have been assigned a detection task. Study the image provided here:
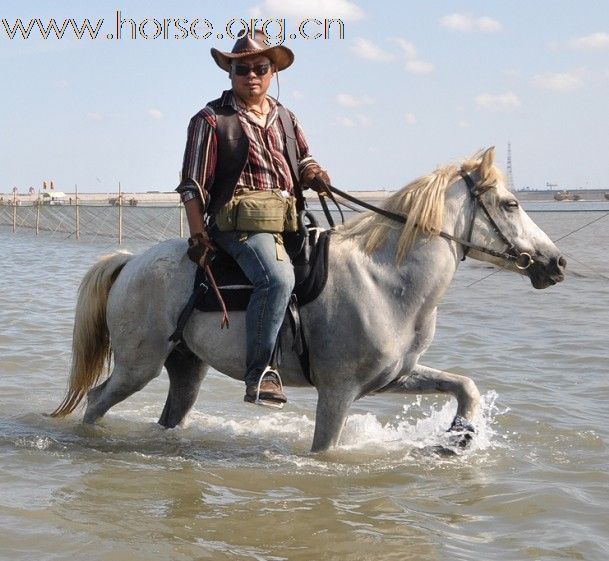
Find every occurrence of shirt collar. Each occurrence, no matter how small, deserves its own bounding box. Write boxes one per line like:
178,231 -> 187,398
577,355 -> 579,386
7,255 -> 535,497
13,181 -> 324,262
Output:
227,90 -> 278,127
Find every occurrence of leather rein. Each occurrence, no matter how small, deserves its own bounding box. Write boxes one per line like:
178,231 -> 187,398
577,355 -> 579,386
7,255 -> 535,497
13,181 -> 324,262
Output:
314,172 -> 534,270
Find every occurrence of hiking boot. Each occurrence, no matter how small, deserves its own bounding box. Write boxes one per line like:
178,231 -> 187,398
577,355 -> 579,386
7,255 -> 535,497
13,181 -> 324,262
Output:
244,369 -> 287,408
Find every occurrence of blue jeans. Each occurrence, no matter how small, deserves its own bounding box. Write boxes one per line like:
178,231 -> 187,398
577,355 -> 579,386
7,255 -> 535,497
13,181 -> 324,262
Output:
211,229 -> 295,386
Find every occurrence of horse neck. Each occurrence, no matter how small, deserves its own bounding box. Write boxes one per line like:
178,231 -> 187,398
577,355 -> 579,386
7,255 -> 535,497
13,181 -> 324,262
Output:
386,178 -> 476,302
442,176 -> 478,261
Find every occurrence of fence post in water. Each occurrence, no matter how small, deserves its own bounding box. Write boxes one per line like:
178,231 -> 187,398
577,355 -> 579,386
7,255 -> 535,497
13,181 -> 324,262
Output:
36,199 -> 40,235
75,184 -> 80,240
118,181 -> 123,245
179,201 -> 184,238
12,191 -> 16,233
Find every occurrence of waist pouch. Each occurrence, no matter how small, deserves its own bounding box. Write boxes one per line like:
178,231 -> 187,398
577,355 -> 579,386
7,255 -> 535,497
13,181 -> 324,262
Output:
215,189 -> 298,233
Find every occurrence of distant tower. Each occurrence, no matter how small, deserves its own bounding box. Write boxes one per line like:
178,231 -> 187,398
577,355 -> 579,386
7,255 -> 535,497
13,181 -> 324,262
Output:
506,142 -> 515,191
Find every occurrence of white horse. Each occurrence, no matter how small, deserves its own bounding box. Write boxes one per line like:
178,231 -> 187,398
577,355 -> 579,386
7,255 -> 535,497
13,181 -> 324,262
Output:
51,148 -> 565,452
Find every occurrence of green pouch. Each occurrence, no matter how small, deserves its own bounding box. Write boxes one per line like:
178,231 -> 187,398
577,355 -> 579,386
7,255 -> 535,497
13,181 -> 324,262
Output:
216,190 -> 298,233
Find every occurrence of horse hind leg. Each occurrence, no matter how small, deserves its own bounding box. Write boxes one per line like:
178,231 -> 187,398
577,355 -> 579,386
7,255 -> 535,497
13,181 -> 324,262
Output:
84,360 -> 163,424
158,342 -> 208,428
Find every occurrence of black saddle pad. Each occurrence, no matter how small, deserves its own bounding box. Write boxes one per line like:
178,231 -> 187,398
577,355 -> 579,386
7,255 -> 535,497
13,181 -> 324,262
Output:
194,230 -> 331,312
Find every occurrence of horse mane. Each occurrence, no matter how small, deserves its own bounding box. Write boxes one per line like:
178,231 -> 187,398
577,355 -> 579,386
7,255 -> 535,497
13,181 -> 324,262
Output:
336,149 -> 504,264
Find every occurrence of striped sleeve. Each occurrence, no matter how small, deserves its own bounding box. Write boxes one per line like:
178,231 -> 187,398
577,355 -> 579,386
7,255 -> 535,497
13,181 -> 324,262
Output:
176,108 -> 217,208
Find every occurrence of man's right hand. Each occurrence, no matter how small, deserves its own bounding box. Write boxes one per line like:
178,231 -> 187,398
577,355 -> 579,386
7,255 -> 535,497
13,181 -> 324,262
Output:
187,231 -> 216,268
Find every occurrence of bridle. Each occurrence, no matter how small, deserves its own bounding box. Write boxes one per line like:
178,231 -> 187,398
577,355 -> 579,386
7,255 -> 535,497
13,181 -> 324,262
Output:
458,172 -> 533,270
314,172 -> 534,270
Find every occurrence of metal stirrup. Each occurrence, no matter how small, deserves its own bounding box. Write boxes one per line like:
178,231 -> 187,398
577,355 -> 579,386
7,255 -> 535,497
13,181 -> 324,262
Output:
253,366 -> 284,405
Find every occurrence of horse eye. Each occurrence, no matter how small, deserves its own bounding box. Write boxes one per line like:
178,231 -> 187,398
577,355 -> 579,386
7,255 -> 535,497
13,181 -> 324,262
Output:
502,200 -> 519,210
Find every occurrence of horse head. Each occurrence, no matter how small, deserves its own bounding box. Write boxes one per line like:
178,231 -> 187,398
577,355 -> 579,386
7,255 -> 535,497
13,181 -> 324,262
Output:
459,147 -> 566,289
338,146 -> 566,290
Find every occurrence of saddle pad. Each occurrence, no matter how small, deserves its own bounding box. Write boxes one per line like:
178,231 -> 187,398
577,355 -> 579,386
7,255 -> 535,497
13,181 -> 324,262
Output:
194,230 -> 331,312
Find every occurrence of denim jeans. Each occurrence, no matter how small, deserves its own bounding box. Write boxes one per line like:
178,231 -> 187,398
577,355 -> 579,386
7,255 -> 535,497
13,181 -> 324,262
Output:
211,229 -> 295,386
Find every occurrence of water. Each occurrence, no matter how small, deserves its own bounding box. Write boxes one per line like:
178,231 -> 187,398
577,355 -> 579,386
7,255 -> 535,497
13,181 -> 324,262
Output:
1,210 -> 608,561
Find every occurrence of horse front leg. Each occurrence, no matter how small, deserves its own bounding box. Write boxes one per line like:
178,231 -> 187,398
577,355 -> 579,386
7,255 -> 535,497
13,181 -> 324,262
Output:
311,386 -> 358,453
381,364 -> 481,446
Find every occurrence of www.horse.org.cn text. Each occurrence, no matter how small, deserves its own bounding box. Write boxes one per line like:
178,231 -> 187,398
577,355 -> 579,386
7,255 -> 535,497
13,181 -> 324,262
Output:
1,13 -> 346,44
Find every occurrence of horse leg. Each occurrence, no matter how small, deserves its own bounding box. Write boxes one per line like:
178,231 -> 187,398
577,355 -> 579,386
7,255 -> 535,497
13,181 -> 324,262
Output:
311,387 -> 357,453
158,343 -> 209,428
83,360 -> 163,424
381,364 -> 481,444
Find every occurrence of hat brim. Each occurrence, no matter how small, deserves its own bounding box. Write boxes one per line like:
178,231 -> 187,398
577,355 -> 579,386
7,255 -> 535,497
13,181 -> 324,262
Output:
210,45 -> 294,72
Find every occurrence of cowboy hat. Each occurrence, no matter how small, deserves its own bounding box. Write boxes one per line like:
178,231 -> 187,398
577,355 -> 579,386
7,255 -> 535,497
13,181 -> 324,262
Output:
210,30 -> 294,72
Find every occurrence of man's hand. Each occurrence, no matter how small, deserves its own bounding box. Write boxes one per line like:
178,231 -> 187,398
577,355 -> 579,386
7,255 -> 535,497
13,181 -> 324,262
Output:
187,231 -> 216,268
301,164 -> 331,193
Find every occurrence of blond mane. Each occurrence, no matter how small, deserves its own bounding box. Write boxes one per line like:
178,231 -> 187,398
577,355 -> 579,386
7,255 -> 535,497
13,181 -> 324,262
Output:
336,148 -> 504,264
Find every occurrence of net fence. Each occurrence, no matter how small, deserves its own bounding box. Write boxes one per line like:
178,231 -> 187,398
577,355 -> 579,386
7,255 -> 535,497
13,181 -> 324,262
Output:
0,203 -> 185,244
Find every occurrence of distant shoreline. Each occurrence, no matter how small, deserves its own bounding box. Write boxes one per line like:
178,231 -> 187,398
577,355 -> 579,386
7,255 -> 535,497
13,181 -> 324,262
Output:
1,188 -> 607,205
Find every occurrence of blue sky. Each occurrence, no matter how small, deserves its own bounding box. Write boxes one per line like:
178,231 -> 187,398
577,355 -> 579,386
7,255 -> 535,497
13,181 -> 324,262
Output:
1,0 -> 608,193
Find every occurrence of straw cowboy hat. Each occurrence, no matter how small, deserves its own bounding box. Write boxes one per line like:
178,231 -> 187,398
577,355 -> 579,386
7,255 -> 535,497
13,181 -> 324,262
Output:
210,30 -> 294,72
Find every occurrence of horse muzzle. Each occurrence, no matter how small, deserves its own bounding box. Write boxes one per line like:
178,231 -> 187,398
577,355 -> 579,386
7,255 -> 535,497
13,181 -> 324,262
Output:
526,254 -> 567,289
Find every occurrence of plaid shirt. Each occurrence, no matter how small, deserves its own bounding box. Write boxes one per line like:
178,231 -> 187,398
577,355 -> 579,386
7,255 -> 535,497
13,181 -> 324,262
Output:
177,90 -> 316,207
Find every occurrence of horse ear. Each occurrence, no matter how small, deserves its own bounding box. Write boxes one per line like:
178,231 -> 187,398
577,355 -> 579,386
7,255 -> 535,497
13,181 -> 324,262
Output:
480,146 -> 495,174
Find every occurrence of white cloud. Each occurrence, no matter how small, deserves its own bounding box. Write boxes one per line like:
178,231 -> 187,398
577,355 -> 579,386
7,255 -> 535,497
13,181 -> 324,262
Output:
87,112 -> 103,121
394,38 -> 434,74
336,116 -> 355,127
250,0 -> 364,21
440,13 -> 502,33
404,113 -> 417,125
292,90 -> 305,100
457,120 -> 471,128
148,108 -> 163,119
393,38 -> 417,60
351,37 -> 394,61
531,72 -> 583,91
336,93 -> 373,107
475,92 -> 521,110
405,60 -> 434,74
336,114 -> 371,127
569,32 -> 609,51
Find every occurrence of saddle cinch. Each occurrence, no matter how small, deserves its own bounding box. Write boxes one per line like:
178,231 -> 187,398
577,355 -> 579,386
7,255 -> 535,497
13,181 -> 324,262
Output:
169,212 -> 331,382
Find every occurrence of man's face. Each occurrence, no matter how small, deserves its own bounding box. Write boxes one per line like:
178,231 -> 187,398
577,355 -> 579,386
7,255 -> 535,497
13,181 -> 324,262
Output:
230,55 -> 274,101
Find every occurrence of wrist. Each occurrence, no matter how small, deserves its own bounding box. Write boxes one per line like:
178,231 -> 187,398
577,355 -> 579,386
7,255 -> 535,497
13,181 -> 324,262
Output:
188,232 -> 205,246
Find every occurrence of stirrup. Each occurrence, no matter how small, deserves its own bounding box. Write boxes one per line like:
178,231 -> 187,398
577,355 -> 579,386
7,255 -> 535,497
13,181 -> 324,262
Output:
249,366 -> 285,410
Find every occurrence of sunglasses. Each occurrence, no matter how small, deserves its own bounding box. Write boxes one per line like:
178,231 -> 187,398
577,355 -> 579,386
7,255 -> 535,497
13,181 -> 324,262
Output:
233,63 -> 271,76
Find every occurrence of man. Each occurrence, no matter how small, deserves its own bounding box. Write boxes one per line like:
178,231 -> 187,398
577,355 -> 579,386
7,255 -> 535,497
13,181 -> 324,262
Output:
176,30 -> 330,408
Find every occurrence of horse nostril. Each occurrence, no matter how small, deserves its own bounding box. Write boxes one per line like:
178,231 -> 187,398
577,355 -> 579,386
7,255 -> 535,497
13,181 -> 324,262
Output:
558,256 -> 567,269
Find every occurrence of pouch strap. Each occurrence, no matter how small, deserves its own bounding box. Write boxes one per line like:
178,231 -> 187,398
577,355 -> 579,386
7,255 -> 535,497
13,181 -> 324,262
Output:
277,105 -> 306,212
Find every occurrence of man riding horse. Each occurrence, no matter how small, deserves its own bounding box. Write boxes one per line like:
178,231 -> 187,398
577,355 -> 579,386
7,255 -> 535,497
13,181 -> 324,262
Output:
176,29 -> 330,408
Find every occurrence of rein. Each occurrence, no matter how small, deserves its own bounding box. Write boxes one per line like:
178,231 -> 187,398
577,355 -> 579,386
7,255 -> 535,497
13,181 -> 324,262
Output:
313,173 -> 534,270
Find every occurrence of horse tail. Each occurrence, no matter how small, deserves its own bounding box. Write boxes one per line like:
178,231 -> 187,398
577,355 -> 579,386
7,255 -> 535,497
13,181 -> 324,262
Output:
50,252 -> 133,417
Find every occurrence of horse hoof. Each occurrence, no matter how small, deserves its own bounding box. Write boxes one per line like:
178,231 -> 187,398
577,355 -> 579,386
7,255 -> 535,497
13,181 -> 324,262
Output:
428,445 -> 459,457
447,415 -> 476,449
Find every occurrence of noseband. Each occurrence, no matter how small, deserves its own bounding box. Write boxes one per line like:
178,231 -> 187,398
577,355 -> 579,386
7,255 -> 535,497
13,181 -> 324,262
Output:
315,173 -> 534,270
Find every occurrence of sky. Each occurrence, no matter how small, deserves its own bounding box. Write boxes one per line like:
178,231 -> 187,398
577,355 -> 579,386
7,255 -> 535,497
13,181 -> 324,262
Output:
1,0 -> 608,194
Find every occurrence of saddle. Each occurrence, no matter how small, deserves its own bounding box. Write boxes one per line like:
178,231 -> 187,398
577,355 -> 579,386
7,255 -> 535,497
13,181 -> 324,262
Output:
194,217 -> 330,312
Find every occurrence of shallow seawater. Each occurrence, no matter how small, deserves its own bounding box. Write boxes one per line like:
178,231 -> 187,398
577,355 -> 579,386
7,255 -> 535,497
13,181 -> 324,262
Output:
1,209 -> 608,561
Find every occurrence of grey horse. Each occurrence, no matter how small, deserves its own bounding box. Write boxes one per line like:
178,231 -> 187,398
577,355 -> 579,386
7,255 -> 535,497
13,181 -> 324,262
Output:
51,148 -> 566,452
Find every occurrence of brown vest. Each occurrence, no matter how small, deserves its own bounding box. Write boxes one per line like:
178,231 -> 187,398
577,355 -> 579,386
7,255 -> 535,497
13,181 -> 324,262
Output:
206,97 -> 301,216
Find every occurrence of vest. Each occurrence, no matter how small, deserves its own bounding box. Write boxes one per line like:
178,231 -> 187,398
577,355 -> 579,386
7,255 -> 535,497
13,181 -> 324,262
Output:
206,97 -> 302,216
